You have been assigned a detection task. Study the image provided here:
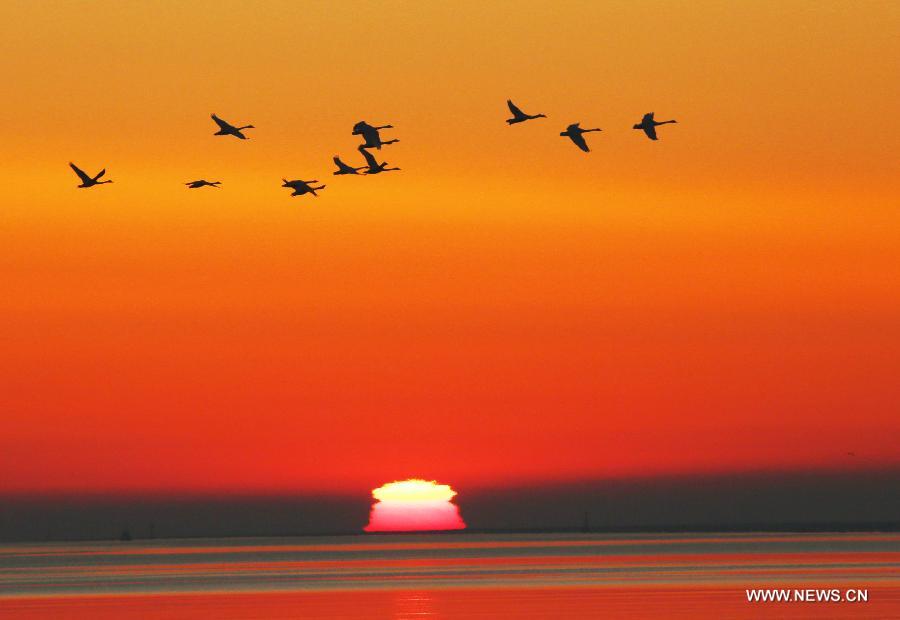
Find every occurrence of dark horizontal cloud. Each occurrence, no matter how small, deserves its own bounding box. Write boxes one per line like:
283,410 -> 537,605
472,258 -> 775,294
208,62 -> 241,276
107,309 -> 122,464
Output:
1,469 -> 897,542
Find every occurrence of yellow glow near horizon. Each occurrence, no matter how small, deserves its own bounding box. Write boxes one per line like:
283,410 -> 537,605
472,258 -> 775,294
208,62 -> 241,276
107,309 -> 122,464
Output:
1,1 -> 899,495
372,479 -> 457,503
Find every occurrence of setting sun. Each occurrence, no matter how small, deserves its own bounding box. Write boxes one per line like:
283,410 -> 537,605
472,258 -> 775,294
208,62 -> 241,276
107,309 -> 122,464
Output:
371,479 -> 457,503
365,479 -> 466,532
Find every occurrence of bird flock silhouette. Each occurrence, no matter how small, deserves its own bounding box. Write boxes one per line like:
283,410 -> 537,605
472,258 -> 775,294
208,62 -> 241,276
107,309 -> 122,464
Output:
69,101 -> 676,195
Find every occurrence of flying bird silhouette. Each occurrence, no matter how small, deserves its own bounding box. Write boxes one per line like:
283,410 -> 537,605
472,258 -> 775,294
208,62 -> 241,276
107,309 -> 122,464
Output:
211,113 -> 255,139
281,178 -> 325,197
185,180 -> 221,188
332,156 -> 366,175
560,123 -> 602,152
352,121 -> 399,149
633,112 -> 677,140
69,162 -> 112,188
359,146 -> 400,174
506,99 -> 546,124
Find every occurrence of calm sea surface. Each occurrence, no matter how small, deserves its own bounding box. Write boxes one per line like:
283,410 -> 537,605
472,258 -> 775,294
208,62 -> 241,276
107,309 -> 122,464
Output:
1,532 -> 898,618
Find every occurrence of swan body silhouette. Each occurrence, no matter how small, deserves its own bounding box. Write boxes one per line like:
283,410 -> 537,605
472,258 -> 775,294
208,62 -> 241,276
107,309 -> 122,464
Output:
359,146 -> 400,174
506,99 -> 546,124
633,112 -> 677,140
333,156 -> 366,175
211,113 -> 255,139
185,180 -> 221,188
560,123 -> 602,152
69,162 -> 112,188
282,178 -> 325,197
352,121 -> 398,149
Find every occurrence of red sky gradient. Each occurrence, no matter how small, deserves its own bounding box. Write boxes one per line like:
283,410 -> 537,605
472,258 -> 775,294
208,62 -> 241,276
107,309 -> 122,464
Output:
1,1 -> 898,496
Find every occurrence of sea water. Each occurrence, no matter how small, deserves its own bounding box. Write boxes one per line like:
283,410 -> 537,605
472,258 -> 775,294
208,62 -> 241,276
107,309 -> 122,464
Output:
1,532 -> 898,618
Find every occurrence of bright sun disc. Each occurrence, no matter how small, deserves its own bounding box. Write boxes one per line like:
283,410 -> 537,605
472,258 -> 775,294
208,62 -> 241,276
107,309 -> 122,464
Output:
365,478 -> 466,532
372,479 -> 457,502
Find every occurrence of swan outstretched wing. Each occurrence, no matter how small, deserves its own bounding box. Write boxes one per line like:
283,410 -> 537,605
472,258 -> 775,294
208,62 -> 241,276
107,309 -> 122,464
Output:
94,169 -> 106,180
359,125 -> 381,145
359,147 -> 379,168
568,131 -> 590,152
507,99 -> 525,117
334,156 -> 357,172
211,114 -> 233,131
69,162 -> 92,184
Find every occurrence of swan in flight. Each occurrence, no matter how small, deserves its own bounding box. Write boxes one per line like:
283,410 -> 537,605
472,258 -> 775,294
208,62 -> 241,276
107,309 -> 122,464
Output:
352,121 -> 398,149
333,156 -> 366,175
506,99 -> 546,124
281,178 -> 325,197
560,123 -> 602,152
633,112 -> 677,140
359,146 -> 400,174
185,180 -> 221,188
211,113 -> 255,139
69,162 -> 112,188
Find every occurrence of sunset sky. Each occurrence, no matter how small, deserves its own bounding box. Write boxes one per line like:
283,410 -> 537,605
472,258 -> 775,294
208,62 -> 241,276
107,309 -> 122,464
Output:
1,1 -> 898,501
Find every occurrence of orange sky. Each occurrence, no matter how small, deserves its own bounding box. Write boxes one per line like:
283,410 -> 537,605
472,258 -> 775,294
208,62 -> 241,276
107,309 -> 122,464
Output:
1,1 -> 898,495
